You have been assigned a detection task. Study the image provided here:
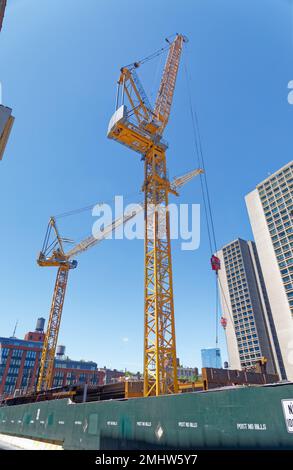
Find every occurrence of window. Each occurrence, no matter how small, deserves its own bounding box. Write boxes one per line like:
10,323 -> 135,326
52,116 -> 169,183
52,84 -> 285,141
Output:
1,348 -> 10,358
12,349 -> 23,359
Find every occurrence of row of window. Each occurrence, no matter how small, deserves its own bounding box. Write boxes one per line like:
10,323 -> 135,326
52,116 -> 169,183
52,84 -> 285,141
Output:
259,169 -> 292,197
260,169 -> 293,316
261,191 -> 292,211
0,348 -> 40,360
240,352 -> 262,364
54,363 -> 97,370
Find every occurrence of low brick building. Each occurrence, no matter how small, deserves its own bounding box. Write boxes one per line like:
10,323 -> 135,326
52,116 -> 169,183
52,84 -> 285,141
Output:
0,319 -> 104,397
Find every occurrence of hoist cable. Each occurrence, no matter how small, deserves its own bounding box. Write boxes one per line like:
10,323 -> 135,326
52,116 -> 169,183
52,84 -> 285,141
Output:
183,50 -> 237,341
53,191 -> 140,219
218,275 -> 237,333
183,59 -> 214,256
41,221 -> 52,254
215,274 -> 219,346
193,100 -> 217,253
183,54 -> 217,254
124,43 -> 171,70
150,52 -> 164,106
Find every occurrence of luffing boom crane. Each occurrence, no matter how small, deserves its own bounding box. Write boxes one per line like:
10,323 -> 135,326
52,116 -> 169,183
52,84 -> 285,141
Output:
36,167 -> 202,392
107,34 -> 197,396
36,209 -> 137,392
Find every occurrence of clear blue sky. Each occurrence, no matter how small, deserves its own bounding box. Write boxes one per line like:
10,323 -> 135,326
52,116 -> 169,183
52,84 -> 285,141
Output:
0,0 -> 291,372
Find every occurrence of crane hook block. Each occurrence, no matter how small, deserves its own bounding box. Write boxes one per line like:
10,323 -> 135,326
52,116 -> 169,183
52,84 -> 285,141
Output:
220,316 -> 227,329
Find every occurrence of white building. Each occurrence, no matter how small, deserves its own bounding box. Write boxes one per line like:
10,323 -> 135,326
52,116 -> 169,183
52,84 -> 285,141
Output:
245,161 -> 293,380
216,239 -> 282,377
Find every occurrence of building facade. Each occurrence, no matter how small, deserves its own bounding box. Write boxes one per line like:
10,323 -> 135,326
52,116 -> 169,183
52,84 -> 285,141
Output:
0,336 -> 43,396
216,239 -> 284,377
246,161 -> 293,380
0,0 -> 6,32
177,366 -> 199,381
99,368 -> 125,384
53,357 -> 103,388
201,348 -> 222,369
0,319 -> 104,397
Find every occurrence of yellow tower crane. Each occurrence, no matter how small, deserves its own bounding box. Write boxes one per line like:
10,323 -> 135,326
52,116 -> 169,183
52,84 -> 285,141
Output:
36,209 -> 138,392
107,34 -> 197,396
36,168 -> 202,392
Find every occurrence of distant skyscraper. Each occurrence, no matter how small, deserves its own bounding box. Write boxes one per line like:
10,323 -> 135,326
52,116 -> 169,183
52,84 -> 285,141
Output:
201,348 -> 222,369
216,239 -> 284,378
246,161 -> 293,380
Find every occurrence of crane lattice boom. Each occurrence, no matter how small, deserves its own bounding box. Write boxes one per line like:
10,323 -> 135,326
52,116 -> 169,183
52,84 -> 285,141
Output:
37,267 -> 69,391
154,35 -> 187,134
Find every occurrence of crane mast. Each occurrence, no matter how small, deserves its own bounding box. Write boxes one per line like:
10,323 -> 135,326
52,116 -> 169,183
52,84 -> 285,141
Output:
37,211 -> 138,391
108,34 -> 187,396
37,217 -> 77,392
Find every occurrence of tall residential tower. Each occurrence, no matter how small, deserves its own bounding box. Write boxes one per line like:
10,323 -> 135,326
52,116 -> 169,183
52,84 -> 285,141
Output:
216,239 -> 285,378
246,161 -> 293,380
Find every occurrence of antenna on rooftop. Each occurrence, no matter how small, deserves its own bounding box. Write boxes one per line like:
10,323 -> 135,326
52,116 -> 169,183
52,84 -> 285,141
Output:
12,320 -> 18,338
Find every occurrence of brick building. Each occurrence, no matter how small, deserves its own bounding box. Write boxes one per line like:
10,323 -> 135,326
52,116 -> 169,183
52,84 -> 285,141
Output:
0,319 -> 104,397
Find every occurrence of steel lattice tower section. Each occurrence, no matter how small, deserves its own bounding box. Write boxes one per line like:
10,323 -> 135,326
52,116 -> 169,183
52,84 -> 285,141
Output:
37,266 -> 69,391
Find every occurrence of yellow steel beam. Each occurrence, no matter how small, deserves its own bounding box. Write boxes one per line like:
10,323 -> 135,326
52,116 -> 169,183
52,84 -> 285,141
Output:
143,147 -> 178,396
37,266 -> 69,391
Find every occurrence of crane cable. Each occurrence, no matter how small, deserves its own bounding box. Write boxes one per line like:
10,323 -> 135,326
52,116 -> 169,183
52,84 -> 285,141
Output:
183,50 -> 237,344
126,33 -> 189,69
53,190 -> 141,219
125,42 -> 171,70
150,51 -> 164,106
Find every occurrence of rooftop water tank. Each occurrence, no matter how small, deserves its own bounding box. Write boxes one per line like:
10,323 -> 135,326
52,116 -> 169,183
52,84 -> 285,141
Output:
56,345 -> 66,357
35,317 -> 45,332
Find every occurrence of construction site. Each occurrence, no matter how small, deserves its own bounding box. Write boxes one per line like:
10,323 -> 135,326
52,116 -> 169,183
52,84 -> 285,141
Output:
0,1 -> 293,455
